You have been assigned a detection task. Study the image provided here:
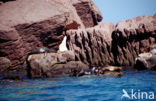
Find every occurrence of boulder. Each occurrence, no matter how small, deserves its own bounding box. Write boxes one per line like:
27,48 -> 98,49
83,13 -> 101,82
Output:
27,50 -> 89,78
0,57 -> 11,72
49,61 -> 89,77
112,14 -> 156,66
66,23 -> 115,66
135,49 -> 156,70
0,0 -> 102,70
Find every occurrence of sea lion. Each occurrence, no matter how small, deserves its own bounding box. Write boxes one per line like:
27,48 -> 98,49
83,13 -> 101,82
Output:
102,66 -> 122,72
77,66 -> 98,76
76,66 -> 123,77
28,48 -> 57,55
26,48 -> 57,61
101,66 -> 123,77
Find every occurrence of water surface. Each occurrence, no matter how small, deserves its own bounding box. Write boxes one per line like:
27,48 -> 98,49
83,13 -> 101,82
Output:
0,70 -> 156,101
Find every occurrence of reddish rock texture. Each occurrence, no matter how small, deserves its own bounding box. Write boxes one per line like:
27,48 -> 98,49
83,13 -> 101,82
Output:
0,57 -> 11,72
0,0 -> 102,69
66,23 -> 115,66
72,0 -> 103,28
67,15 -> 156,67
27,51 -> 89,78
0,0 -> 155,72
112,15 -> 156,66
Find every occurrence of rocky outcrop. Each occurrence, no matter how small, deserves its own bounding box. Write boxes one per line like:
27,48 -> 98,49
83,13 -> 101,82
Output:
72,0 -> 102,28
66,14 -> 156,67
0,0 -> 102,70
66,23 -> 115,66
112,15 -> 156,66
135,49 -> 156,70
27,51 -> 89,78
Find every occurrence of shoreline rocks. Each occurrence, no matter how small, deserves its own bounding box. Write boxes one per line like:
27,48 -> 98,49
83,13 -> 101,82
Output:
0,0 -> 102,70
67,14 -> 156,68
135,49 -> 156,70
27,50 -> 91,78
66,23 -> 115,66
112,15 -> 156,66
0,76 -> 24,81
0,57 -> 11,72
0,0 -> 156,78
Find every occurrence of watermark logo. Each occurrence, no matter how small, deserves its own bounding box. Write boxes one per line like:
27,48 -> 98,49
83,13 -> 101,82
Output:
121,89 -> 154,100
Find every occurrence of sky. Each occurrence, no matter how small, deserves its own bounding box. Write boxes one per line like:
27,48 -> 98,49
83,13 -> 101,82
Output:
93,0 -> 156,25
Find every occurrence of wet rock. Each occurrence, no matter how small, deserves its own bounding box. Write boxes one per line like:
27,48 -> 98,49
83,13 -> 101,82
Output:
27,51 -> 89,78
49,61 -> 89,77
0,76 -> 23,81
112,14 -> 156,66
66,23 -> 115,66
78,66 -> 123,77
135,49 -> 156,70
0,57 -> 11,72
102,71 -> 123,77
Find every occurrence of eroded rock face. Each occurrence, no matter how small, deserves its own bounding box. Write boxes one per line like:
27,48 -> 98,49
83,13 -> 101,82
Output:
27,51 -> 89,78
112,15 -> 156,66
66,15 -> 156,67
72,0 -> 103,28
66,23 -> 115,66
0,0 -> 102,69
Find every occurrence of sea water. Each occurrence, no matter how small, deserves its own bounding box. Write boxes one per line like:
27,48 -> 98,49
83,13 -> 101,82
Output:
0,70 -> 156,101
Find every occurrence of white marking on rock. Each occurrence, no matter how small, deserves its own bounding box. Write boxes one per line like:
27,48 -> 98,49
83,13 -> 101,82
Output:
27,55 -> 32,61
59,36 -> 68,52
39,48 -> 45,53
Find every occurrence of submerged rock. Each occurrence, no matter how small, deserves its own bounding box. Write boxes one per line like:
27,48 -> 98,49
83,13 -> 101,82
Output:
0,76 -> 23,81
102,71 -> 123,77
135,49 -> 156,70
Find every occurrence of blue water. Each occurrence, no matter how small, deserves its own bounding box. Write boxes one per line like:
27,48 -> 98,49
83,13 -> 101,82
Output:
0,70 -> 156,101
